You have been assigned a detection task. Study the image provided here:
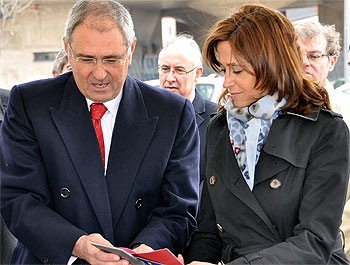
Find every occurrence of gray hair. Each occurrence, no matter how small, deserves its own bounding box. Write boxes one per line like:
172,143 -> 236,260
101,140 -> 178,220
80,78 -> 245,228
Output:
295,21 -> 341,56
52,48 -> 68,75
160,34 -> 202,67
64,0 -> 135,53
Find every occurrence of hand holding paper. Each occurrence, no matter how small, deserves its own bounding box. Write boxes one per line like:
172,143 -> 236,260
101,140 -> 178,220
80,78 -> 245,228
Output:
91,242 -> 184,265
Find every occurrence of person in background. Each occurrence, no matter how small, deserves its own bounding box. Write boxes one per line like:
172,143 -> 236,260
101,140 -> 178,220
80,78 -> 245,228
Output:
158,34 -> 217,194
52,47 -> 72,77
0,0 -> 200,264
183,4 -> 349,265
337,45 -> 350,92
0,88 -> 9,122
295,20 -> 350,128
339,44 -> 350,259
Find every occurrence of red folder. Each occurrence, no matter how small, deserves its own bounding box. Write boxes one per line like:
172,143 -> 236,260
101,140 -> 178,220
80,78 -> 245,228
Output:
133,248 -> 184,265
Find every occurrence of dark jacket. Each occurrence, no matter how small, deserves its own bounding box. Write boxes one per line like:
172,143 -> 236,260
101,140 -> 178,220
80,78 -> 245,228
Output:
0,88 -> 17,265
192,89 -> 217,183
1,73 -> 200,265
185,108 -> 350,264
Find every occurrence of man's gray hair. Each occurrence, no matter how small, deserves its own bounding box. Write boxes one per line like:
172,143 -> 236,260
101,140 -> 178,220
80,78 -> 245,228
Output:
64,0 -> 135,53
52,48 -> 68,74
160,34 -> 202,67
295,20 -> 341,56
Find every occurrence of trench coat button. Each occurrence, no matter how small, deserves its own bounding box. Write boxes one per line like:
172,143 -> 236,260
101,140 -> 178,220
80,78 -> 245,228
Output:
270,178 -> 281,189
209,176 -> 216,185
135,198 -> 143,209
217,223 -> 224,233
43,258 -> 49,264
60,187 -> 70,198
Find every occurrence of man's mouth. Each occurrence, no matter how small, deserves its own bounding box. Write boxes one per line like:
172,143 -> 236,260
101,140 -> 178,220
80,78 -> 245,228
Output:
93,83 -> 109,88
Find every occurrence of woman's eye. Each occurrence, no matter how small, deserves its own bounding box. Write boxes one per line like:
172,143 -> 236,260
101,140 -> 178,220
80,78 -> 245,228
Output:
232,70 -> 243,74
219,69 -> 226,73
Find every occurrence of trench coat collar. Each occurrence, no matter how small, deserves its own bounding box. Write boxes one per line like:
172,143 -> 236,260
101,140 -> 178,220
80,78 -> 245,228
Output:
209,107 -> 326,240
212,116 -> 282,241
255,107 -> 324,186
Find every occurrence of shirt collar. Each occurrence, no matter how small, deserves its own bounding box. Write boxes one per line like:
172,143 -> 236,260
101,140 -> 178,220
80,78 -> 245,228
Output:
86,89 -> 123,117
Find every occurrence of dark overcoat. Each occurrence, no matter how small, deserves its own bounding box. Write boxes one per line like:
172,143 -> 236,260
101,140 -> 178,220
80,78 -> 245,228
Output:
1,72 -> 200,265
192,89 -> 217,183
185,108 -> 350,264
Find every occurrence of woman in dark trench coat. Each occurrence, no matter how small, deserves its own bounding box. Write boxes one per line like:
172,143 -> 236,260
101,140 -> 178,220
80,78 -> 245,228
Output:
184,4 -> 350,265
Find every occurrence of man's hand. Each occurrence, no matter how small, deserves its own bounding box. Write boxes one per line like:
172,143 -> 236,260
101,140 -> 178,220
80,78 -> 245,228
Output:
132,244 -> 154,253
72,233 -> 130,265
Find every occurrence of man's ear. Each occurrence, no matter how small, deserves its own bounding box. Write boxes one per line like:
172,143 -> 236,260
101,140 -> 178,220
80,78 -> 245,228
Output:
127,38 -> 137,66
63,37 -> 72,64
194,67 -> 203,83
328,55 -> 338,72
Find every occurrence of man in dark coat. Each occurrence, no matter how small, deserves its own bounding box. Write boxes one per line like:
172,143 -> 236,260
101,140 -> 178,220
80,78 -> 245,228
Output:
0,1 -> 200,264
158,34 -> 217,189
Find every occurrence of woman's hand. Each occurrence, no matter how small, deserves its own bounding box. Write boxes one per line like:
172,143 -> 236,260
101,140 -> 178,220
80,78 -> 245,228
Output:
132,244 -> 154,253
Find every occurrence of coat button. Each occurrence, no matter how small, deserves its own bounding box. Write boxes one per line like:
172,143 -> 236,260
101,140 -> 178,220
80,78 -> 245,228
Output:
270,178 -> 281,189
134,198 -> 143,209
209,176 -> 216,185
217,223 -> 224,232
43,258 -> 49,264
60,187 -> 70,198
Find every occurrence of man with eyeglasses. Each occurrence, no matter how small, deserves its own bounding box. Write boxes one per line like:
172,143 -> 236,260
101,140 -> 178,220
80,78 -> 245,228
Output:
296,21 -> 350,259
158,34 -> 217,196
295,21 -> 349,127
0,1 -> 200,265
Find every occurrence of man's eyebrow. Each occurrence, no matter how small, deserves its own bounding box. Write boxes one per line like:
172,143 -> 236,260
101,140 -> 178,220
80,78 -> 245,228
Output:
75,53 -> 124,58
306,50 -> 324,54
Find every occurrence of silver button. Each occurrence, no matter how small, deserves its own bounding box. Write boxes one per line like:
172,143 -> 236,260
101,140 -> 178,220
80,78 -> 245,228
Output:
134,198 -> 143,209
60,187 -> 70,198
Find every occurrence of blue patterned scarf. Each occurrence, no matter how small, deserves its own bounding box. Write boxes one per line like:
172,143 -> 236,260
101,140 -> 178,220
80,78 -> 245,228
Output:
224,92 -> 286,190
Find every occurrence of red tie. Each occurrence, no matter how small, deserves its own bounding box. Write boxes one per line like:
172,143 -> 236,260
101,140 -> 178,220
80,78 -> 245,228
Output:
90,103 -> 108,169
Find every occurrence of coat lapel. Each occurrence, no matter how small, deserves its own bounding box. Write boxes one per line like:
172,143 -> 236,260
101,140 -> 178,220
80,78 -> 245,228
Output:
50,76 -> 114,242
254,115 -> 308,186
193,91 -> 205,128
212,121 -> 281,240
105,76 -> 158,226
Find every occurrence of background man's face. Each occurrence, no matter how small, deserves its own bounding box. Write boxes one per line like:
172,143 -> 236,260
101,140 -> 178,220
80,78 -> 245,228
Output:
158,47 -> 202,99
297,35 -> 337,87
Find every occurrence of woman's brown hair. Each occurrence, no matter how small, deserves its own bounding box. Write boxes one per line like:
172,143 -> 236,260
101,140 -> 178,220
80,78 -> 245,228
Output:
203,4 -> 331,113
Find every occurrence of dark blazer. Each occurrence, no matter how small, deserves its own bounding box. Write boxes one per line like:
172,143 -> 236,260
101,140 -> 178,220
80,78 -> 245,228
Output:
185,108 -> 350,264
1,72 -> 200,265
0,88 -> 18,265
192,90 -> 217,183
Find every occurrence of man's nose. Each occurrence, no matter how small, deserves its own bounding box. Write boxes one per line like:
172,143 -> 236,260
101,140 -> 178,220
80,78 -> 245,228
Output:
92,61 -> 108,80
165,70 -> 176,81
302,53 -> 311,66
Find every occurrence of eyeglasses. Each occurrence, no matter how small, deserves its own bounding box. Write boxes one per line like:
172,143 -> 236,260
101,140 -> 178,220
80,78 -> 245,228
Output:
67,43 -> 129,68
158,65 -> 197,76
303,52 -> 330,62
